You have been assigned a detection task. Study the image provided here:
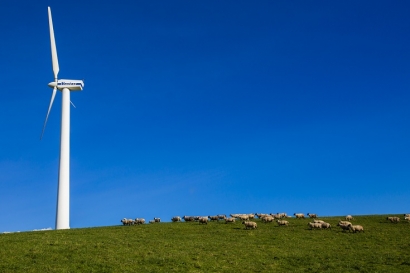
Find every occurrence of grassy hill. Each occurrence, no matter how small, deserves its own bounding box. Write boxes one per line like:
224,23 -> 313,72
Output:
1,214 -> 409,272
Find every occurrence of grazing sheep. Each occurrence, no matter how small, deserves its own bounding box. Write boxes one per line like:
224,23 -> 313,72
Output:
262,216 -> 274,223
238,215 -> 250,221
345,215 -> 354,221
242,221 -> 257,230
255,213 -> 269,219
276,220 -> 289,226
337,221 -> 351,232
348,224 -> 364,233
313,219 -> 325,224
386,216 -> 400,223
171,216 -> 181,222
225,217 -> 236,223
270,213 -> 280,218
154,218 -> 161,223
277,213 -> 287,218
149,220 -> 155,224
121,218 -> 134,226
321,222 -> 331,229
405,216 -> 410,222
272,213 -> 287,219
294,213 -> 305,219
218,214 -> 227,220
307,213 -> 318,218
208,215 -> 219,221
199,217 -> 208,225
338,220 -> 352,226
248,213 -> 255,219
308,222 -> 322,230
135,218 -> 145,225
183,216 -> 195,222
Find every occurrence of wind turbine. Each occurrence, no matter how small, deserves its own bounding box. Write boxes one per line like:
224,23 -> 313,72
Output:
41,7 -> 84,230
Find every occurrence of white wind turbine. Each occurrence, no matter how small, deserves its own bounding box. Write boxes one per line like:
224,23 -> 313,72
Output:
41,7 -> 84,230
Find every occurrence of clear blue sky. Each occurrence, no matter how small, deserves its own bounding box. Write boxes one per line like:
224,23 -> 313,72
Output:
1,1 -> 409,232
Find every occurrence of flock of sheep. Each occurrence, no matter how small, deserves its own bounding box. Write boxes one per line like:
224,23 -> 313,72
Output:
120,213 -> 410,232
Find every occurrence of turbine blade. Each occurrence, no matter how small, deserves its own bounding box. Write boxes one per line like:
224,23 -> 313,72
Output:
40,87 -> 57,140
70,101 -> 76,108
48,7 -> 59,80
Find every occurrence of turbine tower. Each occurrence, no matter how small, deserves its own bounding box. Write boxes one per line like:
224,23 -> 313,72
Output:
41,7 -> 84,230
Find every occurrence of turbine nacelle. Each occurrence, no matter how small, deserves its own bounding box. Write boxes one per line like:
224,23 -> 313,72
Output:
48,79 -> 84,91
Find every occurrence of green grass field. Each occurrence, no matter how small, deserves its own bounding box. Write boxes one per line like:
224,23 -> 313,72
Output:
1,214 -> 409,272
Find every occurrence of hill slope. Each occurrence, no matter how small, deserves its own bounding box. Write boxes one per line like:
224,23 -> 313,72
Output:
1,215 -> 409,272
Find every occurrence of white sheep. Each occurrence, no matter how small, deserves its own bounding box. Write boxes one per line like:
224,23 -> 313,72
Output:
386,216 -> 400,223
255,213 -> 269,219
294,213 -> 305,219
261,215 -> 274,223
348,224 -> 364,233
208,215 -> 219,221
345,215 -> 354,221
149,220 -> 155,224
194,216 -> 208,221
276,220 -> 289,226
321,222 -> 331,229
277,212 -> 287,218
270,213 -> 280,218
199,217 -> 208,225
313,219 -> 325,224
183,216 -> 195,222
121,218 -> 134,226
242,221 -> 257,229
238,215 -> 250,221
135,218 -> 145,225
225,217 -> 235,223
218,214 -> 227,220
154,218 -> 161,223
337,221 -> 351,232
307,213 -> 318,218
308,222 -> 322,230
171,216 -> 181,222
